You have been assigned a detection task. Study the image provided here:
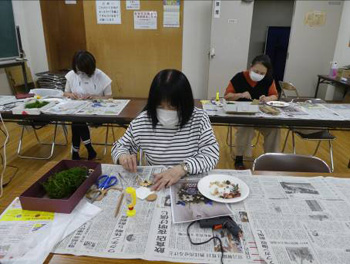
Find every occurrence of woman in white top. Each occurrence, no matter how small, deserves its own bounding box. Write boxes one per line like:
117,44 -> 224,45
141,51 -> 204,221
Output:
64,50 -> 112,160
112,69 -> 219,191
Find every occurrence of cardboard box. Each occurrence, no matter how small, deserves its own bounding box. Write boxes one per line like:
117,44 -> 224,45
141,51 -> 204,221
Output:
336,68 -> 350,79
19,160 -> 101,213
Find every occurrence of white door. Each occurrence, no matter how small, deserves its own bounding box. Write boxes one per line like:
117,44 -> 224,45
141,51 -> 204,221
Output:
284,1 -> 343,98
207,0 -> 254,99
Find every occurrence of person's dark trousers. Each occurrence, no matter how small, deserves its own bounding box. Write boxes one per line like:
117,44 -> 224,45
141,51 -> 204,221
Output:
71,122 -> 97,160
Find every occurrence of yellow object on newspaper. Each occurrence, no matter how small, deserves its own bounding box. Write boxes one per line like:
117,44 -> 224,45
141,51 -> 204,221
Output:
0,209 -> 54,221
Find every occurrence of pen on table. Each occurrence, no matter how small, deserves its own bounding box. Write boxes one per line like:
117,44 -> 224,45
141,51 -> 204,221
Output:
114,192 -> 125,218
117,172 -> 127,188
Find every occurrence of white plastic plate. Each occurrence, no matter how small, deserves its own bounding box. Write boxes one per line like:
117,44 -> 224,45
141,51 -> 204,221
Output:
266,101 -> 290,108
197,174 -> 249,203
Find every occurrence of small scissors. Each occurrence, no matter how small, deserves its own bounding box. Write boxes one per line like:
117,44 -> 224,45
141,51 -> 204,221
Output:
87,175 -> 121,202
97,175 -> 118,190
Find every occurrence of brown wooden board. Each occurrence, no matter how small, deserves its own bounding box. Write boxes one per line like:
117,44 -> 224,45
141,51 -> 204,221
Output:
40,0 -> 87,71
82,0 -> 183,98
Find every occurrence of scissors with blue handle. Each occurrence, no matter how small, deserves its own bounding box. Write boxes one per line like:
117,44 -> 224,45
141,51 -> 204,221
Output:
87,175 -> 121,203
97,175 -> 118,190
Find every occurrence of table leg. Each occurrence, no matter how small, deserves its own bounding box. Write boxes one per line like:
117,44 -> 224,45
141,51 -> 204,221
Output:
21,62 -> 29,93
343,86 -> 348,99
314,76 -> 321,98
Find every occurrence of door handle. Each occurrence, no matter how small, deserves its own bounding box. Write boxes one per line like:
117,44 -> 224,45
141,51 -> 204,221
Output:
208,48 -> 216,59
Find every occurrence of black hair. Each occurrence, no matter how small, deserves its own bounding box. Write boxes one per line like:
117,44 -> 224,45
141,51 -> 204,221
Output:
251,54 -> 273,76
146,69 -> 194,129
72,50 -> 96,77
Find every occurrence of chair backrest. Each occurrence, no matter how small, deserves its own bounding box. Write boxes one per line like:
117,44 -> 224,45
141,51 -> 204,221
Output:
279,81 -> 300,99
253,153 -> 331,173
290,98 -> 326,104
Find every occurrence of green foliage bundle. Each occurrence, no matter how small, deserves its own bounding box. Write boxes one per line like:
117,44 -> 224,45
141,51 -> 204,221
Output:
25,101 -> 49,109
42,167 -> 88,199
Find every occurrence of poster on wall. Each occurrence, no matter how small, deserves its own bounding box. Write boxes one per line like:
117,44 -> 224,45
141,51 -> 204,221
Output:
65,0 -> 77,4
163,0 -> 180,28
96,0 -> 121,24
304,11 -> 326,27
126,0 -> 140,10
134,11 -> 157,30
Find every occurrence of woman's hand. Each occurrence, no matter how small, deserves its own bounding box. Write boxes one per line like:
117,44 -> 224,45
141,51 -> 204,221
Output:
259,95 -> 277,103
151,165 -> 186,191
80,94 -> 93,100
225,92 -> 251,101
64,92 -> 80,100
240,91 -> 252,100
119,154 -> 137,173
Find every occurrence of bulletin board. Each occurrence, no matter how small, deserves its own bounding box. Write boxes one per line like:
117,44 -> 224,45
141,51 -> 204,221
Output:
83,0 -> 183,98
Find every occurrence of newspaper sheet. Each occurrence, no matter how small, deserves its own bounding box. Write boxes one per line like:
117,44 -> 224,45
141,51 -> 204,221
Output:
0,96 -> 17,106
0,198 -> 100,263
42,100 -> 89,115
75,100 -> 130,116
169,169 -> 251,224
324,104 -> 350,120
202,102 -> 345,121
243,175 -> 350,264
54,166 -> 262,263
54,165 -> 165,259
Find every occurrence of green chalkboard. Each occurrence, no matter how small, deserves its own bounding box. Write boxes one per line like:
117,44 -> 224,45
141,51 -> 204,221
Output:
0,0 -> 19,60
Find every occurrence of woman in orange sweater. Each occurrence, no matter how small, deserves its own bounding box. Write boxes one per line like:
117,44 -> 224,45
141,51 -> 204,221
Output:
224,55 -> 280,169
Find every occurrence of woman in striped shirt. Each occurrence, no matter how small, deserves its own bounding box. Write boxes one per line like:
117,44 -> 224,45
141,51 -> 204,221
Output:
112,69 -> 219,191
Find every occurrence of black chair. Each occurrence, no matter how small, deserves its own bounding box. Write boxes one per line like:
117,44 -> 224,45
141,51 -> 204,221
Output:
252,153 -> 331,173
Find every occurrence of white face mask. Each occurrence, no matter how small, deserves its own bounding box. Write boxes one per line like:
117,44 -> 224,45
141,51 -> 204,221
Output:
157,108 -> 179,128
249,70 -> 265,82
77,71 -> 88,79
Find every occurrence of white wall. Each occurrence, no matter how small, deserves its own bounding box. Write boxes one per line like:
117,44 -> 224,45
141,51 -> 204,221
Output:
0,0 -> 48,94
248,0 -> 294,64
333,1 -> 350,67
284,0 -> 343,98
326,0 -> 350,100
207,1 -> 254,98
182,1 -> 212,99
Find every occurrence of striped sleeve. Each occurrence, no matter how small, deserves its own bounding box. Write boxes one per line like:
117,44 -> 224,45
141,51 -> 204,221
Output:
111,122 -> 139,164
184,112 -> 219,174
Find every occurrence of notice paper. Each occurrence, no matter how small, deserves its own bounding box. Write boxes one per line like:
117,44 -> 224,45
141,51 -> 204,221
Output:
304,11 -> 326,27
126,0 -> 140,10
96,0 -> 121,24
163,0 -> 180,28
134,11 -> 157,30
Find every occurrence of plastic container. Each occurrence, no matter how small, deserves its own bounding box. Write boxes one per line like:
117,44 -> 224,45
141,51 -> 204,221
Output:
329,61 -> 338,77
29,88 -> 64,98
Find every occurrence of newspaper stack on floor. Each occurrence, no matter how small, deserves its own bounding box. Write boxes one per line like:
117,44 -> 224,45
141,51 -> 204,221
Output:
54,165 -> 262,263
